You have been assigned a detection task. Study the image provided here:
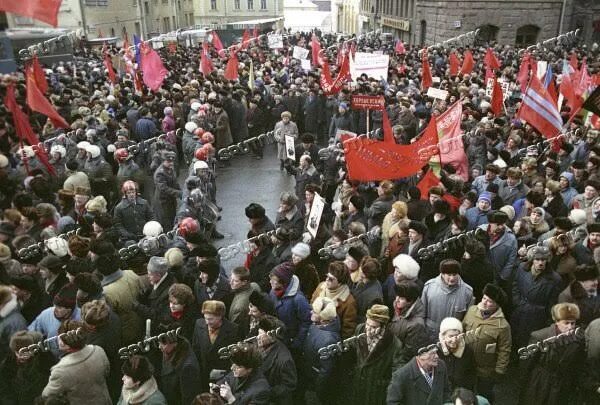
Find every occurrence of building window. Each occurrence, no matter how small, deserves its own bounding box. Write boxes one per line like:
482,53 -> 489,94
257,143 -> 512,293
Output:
248,0 -> 253,10
235,0 -> 240,9
85,0 -> 108,5
210,0 -> 217,10
260,0 -> 266,9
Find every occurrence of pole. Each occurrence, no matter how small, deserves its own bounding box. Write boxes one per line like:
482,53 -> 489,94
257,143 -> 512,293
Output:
78,0 -> 88,37
366,108 -> 370,136
558,0 -> 567,36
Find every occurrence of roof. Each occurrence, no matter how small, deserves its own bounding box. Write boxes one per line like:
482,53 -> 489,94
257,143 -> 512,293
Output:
284,11 -> 332,32
226,17 -> 284,27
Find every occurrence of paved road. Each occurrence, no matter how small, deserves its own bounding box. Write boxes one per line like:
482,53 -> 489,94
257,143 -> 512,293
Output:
212,143 -> 294,269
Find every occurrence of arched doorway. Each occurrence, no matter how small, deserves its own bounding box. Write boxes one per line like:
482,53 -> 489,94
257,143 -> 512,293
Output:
515,25 -> 540,46
476,24 -> 499,45
420,20 -> 427,46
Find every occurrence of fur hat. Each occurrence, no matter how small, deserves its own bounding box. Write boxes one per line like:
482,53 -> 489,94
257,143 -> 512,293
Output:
0,243 -> 10,260
311,297 -> 337,322
391,254 -> 420,279
439,259 -> 461,274
73,186 -> 91,196
270,262 -> 294,286
432,199 -> 450,215
53,283 -> 77,309
439,317 -> 463,335
568,209 -> 587,226
39,255 -> 64,273
482,283 -> 506,308
45,237 -> 69,258
245,203 -> 266,219
393,281 -> 421,302
545,180 -> 561,194
408,220 -> 427,236
529,245 -> 550,261
147,256 -> 168,275
349,195 -> 365,211
587,222 -> 600,234
257,314 -> 284,333
249,290 -> 275,315
347,246 -> 366,264
0,222 -> 15,238
366,304 -> 390,325
164,248 -> 184,267
85,196 -> 107,214
202,300 -> 226,317
9,330 -> 43,352
279,191 -> 298,206
229,343 -> 262,369
73,272 -> 102,297
499,205 -> 516,221
551,303 -> 580,322
0,285 -> 12,306
82,300 -> 110,327
574,265 -> 599,282
487,210 -> 509,225
291,242 -> 311,260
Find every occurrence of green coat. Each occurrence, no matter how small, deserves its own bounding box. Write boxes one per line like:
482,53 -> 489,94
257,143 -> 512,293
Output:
351,324 -> 409,405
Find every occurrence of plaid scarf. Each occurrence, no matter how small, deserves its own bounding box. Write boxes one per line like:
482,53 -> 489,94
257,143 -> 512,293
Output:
366,327 -> 385,353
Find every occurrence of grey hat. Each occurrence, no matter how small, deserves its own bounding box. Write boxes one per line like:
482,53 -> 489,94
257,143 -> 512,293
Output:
147,256 -> 169,274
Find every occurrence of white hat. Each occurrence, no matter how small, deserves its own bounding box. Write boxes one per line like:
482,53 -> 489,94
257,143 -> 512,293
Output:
172,83 -> 182,90
85,145 -> 101,159
0,154 -> 9,169
190,102 -> 201,112
392,254 -> 420,280
77,141 -> 90,150
143,221 -> 163,237
18,146 -> 35,158
185,122 -> 198,133
312,297 -> 337,322
291,242 -> 311,260
439,317 -> 463,335
193,160 -> 209,171
45,237 -> 69,258
499,205 -> 516,221
50,145 -> 66,158
569,209 -> 587,226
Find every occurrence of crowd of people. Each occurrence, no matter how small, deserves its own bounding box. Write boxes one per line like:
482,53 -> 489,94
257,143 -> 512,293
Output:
0,28 -> 599,405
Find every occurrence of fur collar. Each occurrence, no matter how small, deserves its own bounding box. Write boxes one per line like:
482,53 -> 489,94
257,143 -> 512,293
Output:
121,377 -> 159,404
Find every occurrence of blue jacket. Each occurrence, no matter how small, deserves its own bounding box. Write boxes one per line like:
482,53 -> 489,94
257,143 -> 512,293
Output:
465,207 -> 489,230
303,318 -> 341,389
269,275 -> 311,350
28,306 -> 81,358
478,224 -> 518,282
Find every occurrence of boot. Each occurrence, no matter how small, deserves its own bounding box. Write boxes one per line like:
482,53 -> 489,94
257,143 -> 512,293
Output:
211,229 -> 225,239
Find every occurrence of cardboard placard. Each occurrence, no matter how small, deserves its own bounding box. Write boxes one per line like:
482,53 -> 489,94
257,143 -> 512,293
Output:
351,95 -> 385,110
268,34 -> 283,49
285,135 -> 296,161
307,192 -> 325,238
300,59 -> 311,71
292,46 -> 309,60
351,52 -> 390,81
426,87 -> 449,100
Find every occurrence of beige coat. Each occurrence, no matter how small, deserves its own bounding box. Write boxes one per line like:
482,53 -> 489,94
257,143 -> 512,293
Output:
103,269 -> 144,344
311,281 -> 358,338
42,345 -> 111,405
63,171 -> 91,192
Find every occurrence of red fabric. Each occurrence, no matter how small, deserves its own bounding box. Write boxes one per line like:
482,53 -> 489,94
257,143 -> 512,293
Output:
575,59 -> 592,98
104,53 -> 117,84
171,310 -> 184,320
460,50 -> 474,75
591,114 -> 600,129
421,50 -> 432,91
395,40 -> 406,55
517,75 -> 562,138
382,109 -> 394,144
139,42 -> 168,92
570,53 -> 579,71
211,31 -> 224,52
5,84 -> 56,176
547,79 -> 559,106
560,71 -> 582,114
241,29 -> 250,49
26,68 -> 69,129
31,55 -> 48,94
484,48 -> 501,70
490,78 -> 504,116
200,42 -> 214,77
448,52 -> 460,76
593,74 -> 600,86
224,50 -> 239,81
320,53 -> 350,95
437,101 -> 468,180
311,34 -> 321,67
343,115 -> 439,181
252,26 -> 259,40
0,0 -> 62,27
417,169 -> 441,200
443,194 -> 462,212
517,52 -> 532,93
485,67 -> 494,82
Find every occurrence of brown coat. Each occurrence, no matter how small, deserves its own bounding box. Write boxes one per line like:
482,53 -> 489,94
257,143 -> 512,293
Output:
214,109 -> 233,149
312,282 -> 358,338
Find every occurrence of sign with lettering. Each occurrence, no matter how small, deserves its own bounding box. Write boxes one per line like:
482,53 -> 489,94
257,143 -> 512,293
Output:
292,46 -> 309,60
268,34 -> 283,49
351,52 -> 390,81
351,95 -> 385,110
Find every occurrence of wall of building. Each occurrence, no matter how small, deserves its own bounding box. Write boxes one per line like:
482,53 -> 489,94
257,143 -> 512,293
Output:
193,0 -> 284,26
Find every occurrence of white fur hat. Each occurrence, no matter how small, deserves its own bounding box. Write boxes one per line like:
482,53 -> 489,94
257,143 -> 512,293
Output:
569,209 -> 587,226
312,297 -> 337,322
439,317 -> 463,335
185,121 -> 198,133
392,254 -> 420,280
291,242 -> 311,260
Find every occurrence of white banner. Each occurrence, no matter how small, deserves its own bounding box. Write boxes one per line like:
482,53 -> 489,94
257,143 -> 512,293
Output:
292,46 -> 309,60
486,78 -> 511,100
300,59 -> 311,71
285,135 -> 296,161
351,52 -> 390,81
307,192 -> 325,238
426,87 -> 448,100
537,61 -> 548,80
268,34 -> 283,49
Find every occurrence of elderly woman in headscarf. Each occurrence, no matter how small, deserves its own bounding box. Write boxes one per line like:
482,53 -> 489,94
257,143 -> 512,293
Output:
274,111 -> 299,171
522,207 -> 550,239
380,201 -> 409,257
162,107 -> 176,133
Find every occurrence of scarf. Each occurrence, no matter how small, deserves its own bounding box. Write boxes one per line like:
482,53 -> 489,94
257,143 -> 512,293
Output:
121,377 -> 159,405
323,284 -> 350,305
349,270 -> 361,284
273,287 -> 286,298
366,327 -> 385,353
171,310 -> 184,320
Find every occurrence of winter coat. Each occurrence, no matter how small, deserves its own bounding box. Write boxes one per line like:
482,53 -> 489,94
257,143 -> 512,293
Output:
42,345 -> 111,405
116,160 -> 144,190
229,282 -> 260,333
460,243 -> 495,302
303,319 -> 341,399
194,275 -> 232,311
85,156 -> 116,198
386,357 -> 451,405
519,325 -> 586,405
462,305 -> 512,378
558,283 -> 600,326
498,180 -> 529,206
86,309 -> 122,401
269,275 -> 312,350
351,324 -> 408,405
191,317 -> 240,390
366,196 -> 394,230
135,117 -> 158,141
260,339 -> 297,405
248,248 -> 279,292
479,224 -> 518,282
152,163 -> 181,230
389,298 -> 429,358
133,273 -> 175,335
159,340 -> 201,405
422,276 -> 473,339
303,95 -> 324,134
329,112 -> 355,139
0,297 -> 27,363
228,99 -> 248,143
214,109 -> 233,149
511,264 -> 561,348
294,164 -> 321,201
352,279 -> 384,324
465,207 -> 489,230
102,269 -> 145,345
113,197 -> 155,241
471,175 -> 501,195
275,206 -> 304,241
294,260 -> 320,299
274,120 -> 299,160
219,369 -> 271,405
573,237 -> 596,265
424,214 -> 452,243
0,351 -> 55,405
312,282 -> 358,339
440,344 -> 477,391
28,306 -> 81,358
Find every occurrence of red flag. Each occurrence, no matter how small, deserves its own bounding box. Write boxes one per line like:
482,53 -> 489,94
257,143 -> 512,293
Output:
211,31 -> 224,52
311,34 -> 321,67
570,53 -> 579,71
421,50 -> 432,91
395,40 -> 406,55
490,78 -> 504,116
5,84 -> 56,176
382,109 -> 394,144
417,169 -> 441,200
320,52 -> 350,95
252,26 -> 258,40
517,52 -> 532,93
224,50 -> 239,81
0,0 -> 62,27
26,68 -> 69,129
437,101 -> 468,180
241,29 -> 250,49
448,52 -> 460,76
560,72 -> 581,113
547,79 -> 559,105
30,54 -> 48,94
592,74 -> 600,86
575,59 -> 592,98
103,52 -> 117,84
485,67 -> 494,82
139,42 -> 168,91
200,42 -> 214,76
590,114 -> 600,130
517,75 -> 563,138
484,47 -> 501,70
343,116 -> 439,181
460,50 -> 474,75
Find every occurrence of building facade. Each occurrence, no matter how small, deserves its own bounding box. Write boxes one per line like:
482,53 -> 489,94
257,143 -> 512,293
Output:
192,0 -> 284,27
